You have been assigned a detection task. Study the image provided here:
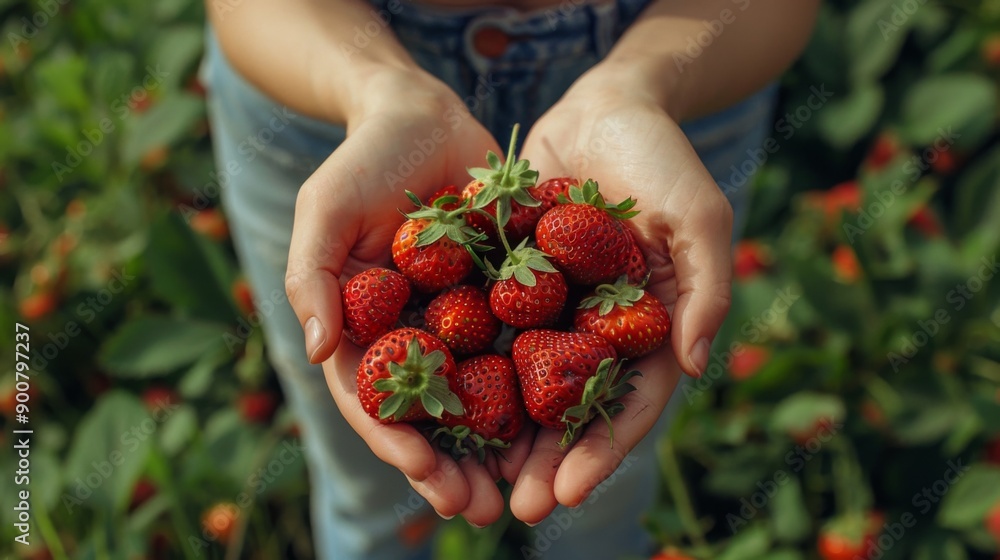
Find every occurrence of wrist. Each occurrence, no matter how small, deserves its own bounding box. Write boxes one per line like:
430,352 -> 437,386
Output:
335,63 -> 457,126
574,53 -> 692,122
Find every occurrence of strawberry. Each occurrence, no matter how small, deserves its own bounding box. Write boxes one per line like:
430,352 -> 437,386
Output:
141,386 -> 179,413
512,329 -> 638,447
832,245 -> 861,283
982,34 -> 1000,68
622,226 -> 650,284
424,285 -> 500,355
463,124 -> 541,239
907,205 -> 943,237
189,208 -> 229,241
574,276 -> 670,359
488,239 -> 567,329
864,132 -> 899,171
535,179 -> 639,285
129,478 -> 158,511
231,278 -> 255,316
986,501 -> 1000,543
392,191 -> 486,292
201,502 -> 239,545
426,184 -> 463,211
466,176 -> 576,243
342,268 -> 412,347
357,328 -> 463,423
733,239 -> 770,280
433,354 -> 525,461
238,390 -> 278,423
18,291 -> 58,321
729,344 -> 770,380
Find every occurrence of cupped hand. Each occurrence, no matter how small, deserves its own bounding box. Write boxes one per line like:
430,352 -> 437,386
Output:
284,69 -> 517,526
509,72 -> 735,523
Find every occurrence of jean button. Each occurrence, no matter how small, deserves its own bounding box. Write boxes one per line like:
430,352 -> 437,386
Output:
473,26 -> 509,58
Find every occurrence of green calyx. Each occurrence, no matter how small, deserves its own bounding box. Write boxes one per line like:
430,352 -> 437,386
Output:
373,338 -> 464,421
484,237 -> 558,287
559,358 -> 641,448
431,424 -> 510,463
468,123 -> 541,231
578,276 -> 645,316
401,190 -> 491,256
559,179 -> 640,220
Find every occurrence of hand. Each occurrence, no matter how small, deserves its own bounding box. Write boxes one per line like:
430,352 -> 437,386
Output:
284,68 -> 515,526
509,67 -> 735,523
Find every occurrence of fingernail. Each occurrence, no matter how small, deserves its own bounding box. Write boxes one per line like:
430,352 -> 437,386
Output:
305,317 -> 326,363
469,522 -> 486,529
436,511 -> 454,520
689,337 -> 710,377
525,521 -> 540,527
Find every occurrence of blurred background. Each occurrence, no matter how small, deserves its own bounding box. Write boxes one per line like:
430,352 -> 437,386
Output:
2,0 -> 1000,558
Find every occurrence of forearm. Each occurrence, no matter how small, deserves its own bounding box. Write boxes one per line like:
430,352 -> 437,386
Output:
587,0 -> 820,121
207,0 -> 426,124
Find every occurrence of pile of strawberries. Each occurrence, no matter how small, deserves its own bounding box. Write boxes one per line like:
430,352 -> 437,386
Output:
343,126 -> 671,460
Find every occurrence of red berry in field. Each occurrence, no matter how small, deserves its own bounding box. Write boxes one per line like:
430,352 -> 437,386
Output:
435,355 -> 525,461
622,226 -> 650,284
231,278 -> 255,316
832,245 -> 861,283
140,145 -> 169,172
129,478 -> 157,511
651,551 -> 695,560
424,285 -> 500,355
817,530 -> 874,560
984,437 -> 1000,465
357,328 -> 462,423
733,239 -> 770,280
142,386 -> 179,413
512,329 -> 636,447
982,34 -> 1000,67
535,180 -> 638,285
930,146 -> 959,175
489,244 -> 568,329
392,191 -> 482,292
342,268 -> 411,347
864,132 -> 899,170
189,208 -> 229,241
986,501 -> 1000,542
574,276 -> 670,359
201,502 -> 239,545
18,291 -> 58,321
729,345 -> 770,380
238,390 -> 278,424
907,205 -> 943,237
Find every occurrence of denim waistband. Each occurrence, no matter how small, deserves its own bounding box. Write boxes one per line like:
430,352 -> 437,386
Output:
367,0 -> 654,69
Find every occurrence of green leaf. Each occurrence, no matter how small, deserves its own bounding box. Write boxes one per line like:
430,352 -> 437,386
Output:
771,479 -> 810,542
845,0 -> 913,83
817,83 -> 883,149
937,465 -> 1000,529
63,391 -> 154,513
716,524 -> 771,560
770,392 -> 845,435
913,531 -> 970,560
146,25 -> 204,90
34,52 -> 90,112
159,404 -> 198,456
121,93 -> 203,164
899,74 -> 997,151
146,212 -> 239,322
99,315 -> 229,377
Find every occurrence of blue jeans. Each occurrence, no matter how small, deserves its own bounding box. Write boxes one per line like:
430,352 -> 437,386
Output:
201,1 -> 776,558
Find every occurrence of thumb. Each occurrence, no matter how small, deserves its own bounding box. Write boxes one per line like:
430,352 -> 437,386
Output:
667,190 -> 734,377
285,145 -> 363,364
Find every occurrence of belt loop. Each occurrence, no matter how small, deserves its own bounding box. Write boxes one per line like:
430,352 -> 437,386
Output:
589,1 -> 618,58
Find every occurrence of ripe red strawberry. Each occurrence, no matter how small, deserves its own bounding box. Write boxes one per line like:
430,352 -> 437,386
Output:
239,390 -> 278,423
622,227 -> 650,284
142,386 -> 179,412
357,328 -> 462,423
512,329 -> 637,447
189,208 -> 229,241
463,124 -> 542,242
574,277 -> 670,359
426,184 -> 463,211
907,205 -> 943,237
986,501 -> 1000,543
231,278 -> 255,316
129,478 -> 158,511
733,239 -> 770,280
832,245 -> 861,283
392,191 -> 485,292
466,176 -> 577,242
18,291 -> 58,321
864,132 -> 899,170
729,344 -> 770,380
535,180 -> 638,285
488,240 -> 567,329
342,268 -> 412,347
434,355 -> 525,461
424,285 -> 500,354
